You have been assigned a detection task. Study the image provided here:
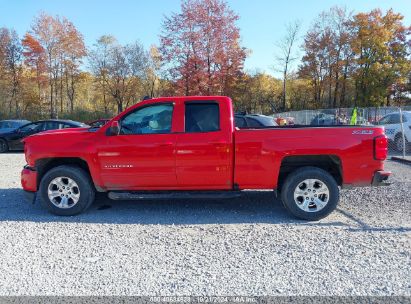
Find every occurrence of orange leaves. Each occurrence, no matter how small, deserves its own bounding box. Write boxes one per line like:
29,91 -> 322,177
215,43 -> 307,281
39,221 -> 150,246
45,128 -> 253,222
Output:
159,0 -> 247,96
22,33 -> 46,74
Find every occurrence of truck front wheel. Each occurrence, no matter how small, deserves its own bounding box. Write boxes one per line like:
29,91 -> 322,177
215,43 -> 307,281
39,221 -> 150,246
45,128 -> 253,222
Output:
280,167 -> 339,221
39,165 -> 95,216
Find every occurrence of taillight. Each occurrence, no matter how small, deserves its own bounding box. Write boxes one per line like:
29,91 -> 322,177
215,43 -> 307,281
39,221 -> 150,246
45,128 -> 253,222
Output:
374,135 -> 388,160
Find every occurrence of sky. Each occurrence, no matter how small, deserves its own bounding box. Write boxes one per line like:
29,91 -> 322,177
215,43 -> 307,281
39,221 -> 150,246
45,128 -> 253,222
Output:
0,0 -> 410,76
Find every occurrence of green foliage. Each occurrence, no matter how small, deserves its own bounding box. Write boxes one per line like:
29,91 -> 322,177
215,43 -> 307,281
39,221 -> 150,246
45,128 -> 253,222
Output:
59,108 -> 114,123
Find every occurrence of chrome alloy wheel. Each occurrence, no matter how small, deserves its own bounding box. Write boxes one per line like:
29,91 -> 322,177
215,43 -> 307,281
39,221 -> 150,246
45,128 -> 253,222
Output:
396,136 -> 404,152
47,177 -> 80,209
293,179 -> 329,212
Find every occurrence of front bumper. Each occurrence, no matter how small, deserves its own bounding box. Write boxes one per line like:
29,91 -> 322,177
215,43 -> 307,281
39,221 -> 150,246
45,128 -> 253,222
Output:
21,165 -> 38,192
372,170 -> 391,186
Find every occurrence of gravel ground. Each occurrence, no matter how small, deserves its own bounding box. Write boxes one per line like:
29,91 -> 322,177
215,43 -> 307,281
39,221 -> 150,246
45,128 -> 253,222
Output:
0,153 -> 410,296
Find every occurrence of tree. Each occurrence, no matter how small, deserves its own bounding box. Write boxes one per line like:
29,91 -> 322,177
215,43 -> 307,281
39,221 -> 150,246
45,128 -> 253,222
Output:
275,21 -> 301,111
22,33 -> 47,107
88,35 -> 117,115
30,13 -> 62,118
89,37 -> 148,114
61,18 -> 86,113
299,26 -> 330,107
144,45 -> 163,98
0,28 -> 23,116
349,9 -> 411,106
28,13 -> 86,117
299,7 -> 353,108
107,41 -> 147,113
232,71 -> 281,113
160,0 -> 247,95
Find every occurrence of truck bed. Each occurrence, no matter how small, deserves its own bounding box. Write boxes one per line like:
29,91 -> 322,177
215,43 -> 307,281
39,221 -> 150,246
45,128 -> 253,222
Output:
234,126 -> 385,189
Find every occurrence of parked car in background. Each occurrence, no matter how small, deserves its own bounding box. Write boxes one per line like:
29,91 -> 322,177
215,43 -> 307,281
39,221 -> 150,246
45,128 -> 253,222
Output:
378,111 -> 411,152
0,120 -> 31,133
0,119 -> 88,153
310,113 -> 339,126
87,119 -> 110,128
234,113 -> 277,128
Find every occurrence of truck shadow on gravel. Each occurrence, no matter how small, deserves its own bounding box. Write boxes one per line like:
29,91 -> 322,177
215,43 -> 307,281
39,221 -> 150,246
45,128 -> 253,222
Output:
0,188 -> 409,232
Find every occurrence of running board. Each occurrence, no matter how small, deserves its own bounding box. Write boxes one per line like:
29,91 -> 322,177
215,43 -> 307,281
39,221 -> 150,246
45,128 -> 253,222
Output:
108,191 -> 242,200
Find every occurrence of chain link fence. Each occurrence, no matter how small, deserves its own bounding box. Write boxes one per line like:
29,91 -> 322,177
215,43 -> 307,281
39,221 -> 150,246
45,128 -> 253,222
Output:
272,106 -> 411,160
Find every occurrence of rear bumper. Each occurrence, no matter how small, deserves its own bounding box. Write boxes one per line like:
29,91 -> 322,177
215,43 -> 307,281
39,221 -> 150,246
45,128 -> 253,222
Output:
21,165 -> 38,192
372,170 -> 391,186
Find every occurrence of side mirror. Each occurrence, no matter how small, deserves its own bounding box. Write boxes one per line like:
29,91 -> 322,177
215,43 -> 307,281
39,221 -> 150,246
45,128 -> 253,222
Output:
109,121 -> 120,136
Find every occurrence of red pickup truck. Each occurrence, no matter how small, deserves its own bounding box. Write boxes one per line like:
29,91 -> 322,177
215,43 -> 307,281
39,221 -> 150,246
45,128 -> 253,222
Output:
21,96 -> 390,220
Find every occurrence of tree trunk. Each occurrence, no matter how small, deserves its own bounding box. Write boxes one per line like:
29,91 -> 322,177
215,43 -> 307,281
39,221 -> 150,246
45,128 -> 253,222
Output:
60,67 -> 64,114
117,101 -> 123,113
333,70 -> 339,108
282,69 -> 287,111
50,82 -> 55,118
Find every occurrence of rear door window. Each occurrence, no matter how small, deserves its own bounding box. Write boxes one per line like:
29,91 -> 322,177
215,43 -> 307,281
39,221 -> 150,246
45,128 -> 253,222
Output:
42,121 -> 59,131
19,122 -> 42,133
185,103 -> 220,133
378,115 -> 392,125
390,114 -> 401,124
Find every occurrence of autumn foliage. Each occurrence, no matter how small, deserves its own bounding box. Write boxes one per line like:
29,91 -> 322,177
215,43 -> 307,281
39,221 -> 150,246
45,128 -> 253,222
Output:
0,2 -> 410,121
160,0 -> 247,96
299,7 -> 411,109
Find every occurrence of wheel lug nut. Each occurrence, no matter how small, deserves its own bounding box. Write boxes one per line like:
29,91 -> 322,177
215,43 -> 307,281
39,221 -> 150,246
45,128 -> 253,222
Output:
308,189 -> 311,192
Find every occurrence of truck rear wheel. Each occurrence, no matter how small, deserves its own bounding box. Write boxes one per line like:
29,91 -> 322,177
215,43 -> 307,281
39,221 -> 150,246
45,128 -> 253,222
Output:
280,167 -> 339,221
39,165 -> 95,216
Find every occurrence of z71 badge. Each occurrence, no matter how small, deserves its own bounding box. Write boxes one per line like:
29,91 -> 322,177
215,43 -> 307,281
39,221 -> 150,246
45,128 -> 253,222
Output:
352,130 -> 374,135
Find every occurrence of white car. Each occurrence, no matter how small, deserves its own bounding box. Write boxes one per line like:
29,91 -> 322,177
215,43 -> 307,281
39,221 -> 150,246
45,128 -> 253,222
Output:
378,111 -> 411,152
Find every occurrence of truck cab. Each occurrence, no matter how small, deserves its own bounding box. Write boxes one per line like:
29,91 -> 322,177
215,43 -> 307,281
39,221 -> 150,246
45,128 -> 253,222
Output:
97,96 -> 235,190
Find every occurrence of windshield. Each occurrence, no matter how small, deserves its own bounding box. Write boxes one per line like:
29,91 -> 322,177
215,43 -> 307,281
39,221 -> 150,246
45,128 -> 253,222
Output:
252,116 -> 277,126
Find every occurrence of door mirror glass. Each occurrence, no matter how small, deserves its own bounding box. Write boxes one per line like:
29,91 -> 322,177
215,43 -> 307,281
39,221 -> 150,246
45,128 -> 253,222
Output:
109,121 -> 120,136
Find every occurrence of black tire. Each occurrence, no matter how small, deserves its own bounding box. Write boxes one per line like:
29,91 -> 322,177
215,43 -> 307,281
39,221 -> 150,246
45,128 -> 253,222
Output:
39,165 -> 95,216
394,133 -> 409,152
0,138 -> 8,153
280,166 -> 339,221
